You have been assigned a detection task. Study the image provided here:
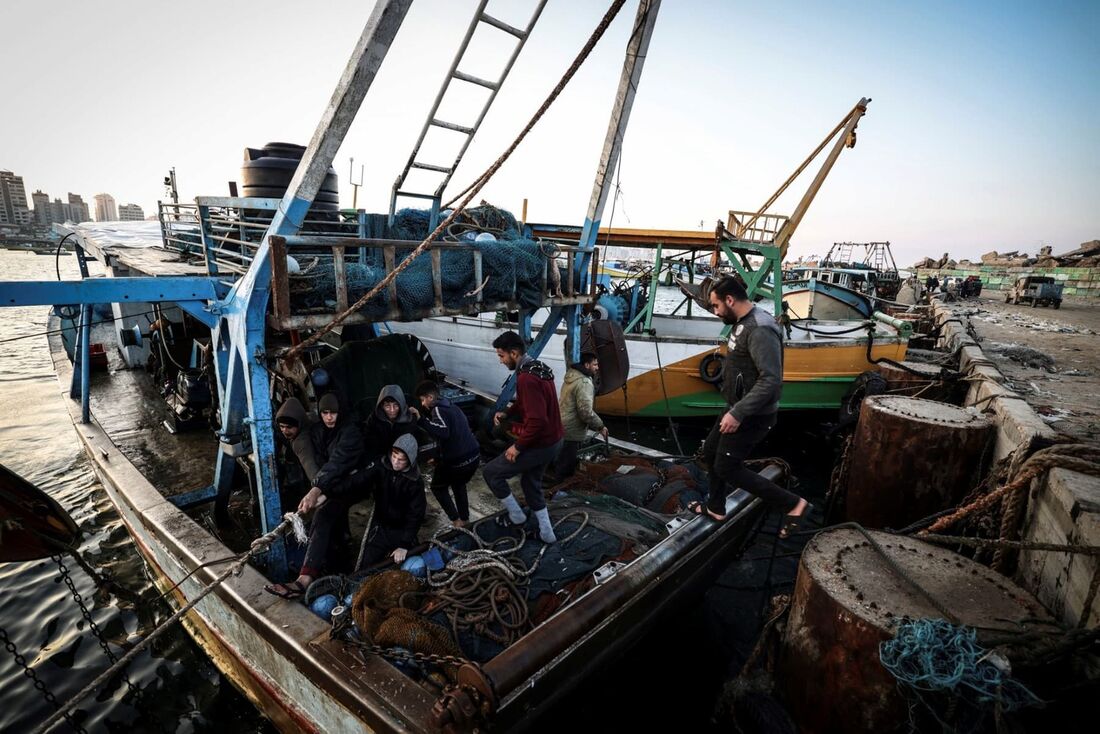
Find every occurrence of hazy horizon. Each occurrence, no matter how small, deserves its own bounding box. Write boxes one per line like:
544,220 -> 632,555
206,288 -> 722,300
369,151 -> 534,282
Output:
2,0 -> 1097,266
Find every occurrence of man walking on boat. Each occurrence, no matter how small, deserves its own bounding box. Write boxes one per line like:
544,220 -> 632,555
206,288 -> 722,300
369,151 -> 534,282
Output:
695,276 -> 810,537
483,331 -> 564,543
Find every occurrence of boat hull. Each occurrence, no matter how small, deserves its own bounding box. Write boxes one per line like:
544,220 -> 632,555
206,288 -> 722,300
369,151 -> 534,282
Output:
388,314 -> 907,418
781,279 -> 873,320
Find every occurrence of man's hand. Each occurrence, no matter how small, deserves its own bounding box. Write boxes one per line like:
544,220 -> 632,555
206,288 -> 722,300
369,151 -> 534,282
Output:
391,548 -> 408,564
719,413 -> 741,434
297,487 -> 325,514
407,406 -> 420,420
504,445 -> 520,463
493,411 -> 506,426
599,427 -> 609,439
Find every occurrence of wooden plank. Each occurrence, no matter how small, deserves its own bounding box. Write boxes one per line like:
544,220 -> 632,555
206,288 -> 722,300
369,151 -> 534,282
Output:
333,246 -> 348,312
383,246 -> 398,309
473,250 -> 484,305
269,294 -> 595,330
430,248 -> 443,308
566,250 -> 575,297
270,236 -> 290,321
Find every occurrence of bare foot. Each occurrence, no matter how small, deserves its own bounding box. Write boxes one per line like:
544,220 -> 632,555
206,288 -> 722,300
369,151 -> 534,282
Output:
453,519 -> 468,529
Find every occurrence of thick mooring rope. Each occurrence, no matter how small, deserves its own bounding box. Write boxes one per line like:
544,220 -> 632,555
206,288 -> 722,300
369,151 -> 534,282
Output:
31,513 -> 306,734
284,0 -> 629,362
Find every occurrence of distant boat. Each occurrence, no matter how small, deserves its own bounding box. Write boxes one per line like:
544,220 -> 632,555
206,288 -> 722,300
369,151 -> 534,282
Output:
781,275 -> 874,320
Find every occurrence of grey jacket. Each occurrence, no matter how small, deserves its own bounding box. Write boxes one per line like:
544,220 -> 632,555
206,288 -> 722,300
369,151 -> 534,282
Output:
721,306 -> 784,420
559,366 -> 604,441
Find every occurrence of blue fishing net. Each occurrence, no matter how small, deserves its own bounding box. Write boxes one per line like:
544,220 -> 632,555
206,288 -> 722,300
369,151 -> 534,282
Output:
879,618 -> 1043,728
291,204 -> 548,314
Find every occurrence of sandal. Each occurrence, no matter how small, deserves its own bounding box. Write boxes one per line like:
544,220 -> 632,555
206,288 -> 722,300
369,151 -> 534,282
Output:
264,579 -> 308,600
687,500 -> 727,522
778,501 -> 814,539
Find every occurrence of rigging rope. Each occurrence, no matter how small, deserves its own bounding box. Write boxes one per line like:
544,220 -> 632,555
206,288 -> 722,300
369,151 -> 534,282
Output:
284,0 -> 629,363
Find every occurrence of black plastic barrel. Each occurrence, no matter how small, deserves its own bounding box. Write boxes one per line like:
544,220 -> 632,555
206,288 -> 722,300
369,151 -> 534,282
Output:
240,142 -> 340,211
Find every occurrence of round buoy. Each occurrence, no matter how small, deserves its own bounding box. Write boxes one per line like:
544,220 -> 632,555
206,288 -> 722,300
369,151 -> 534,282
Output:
843,396 -> 993,530
777,528 -> 1053,734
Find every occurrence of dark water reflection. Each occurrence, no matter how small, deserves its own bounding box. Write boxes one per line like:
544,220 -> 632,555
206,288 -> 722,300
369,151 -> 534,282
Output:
0,251 -> 272,733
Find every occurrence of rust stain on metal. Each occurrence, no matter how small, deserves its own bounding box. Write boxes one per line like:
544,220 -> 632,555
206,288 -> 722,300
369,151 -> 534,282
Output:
777,528 -> 1053,734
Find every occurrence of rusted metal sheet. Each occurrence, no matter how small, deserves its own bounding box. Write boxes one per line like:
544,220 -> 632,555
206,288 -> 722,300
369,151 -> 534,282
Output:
844,396 -> 993,529
778,528 -> 1053,734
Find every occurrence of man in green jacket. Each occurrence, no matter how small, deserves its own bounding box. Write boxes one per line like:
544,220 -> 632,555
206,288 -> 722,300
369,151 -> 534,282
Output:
555,352 -> 608,480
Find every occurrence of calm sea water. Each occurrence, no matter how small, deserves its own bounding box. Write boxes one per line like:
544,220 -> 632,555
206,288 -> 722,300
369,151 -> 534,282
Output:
0,250 -> 271,733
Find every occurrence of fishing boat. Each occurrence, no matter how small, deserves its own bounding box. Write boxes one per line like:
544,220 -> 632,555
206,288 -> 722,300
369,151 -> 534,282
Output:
396,101 -> 912,418
781,270 -> 875,320
1,3 -> 785,731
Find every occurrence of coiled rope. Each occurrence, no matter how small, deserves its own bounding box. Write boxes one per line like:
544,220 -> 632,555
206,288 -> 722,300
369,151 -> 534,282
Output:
425,512 -> 589,648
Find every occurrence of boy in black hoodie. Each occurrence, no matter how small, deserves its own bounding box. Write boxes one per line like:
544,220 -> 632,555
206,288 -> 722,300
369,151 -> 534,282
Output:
363,384 -> 417,458
357,433 -> 427,568
414,380 -> 480,527
265,392 -> 364,599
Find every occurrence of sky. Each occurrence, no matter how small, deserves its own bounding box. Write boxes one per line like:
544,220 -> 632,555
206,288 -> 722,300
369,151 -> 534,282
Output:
1,0 -> 1097,265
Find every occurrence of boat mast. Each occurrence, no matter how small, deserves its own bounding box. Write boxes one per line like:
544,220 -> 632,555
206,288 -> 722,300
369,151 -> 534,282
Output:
497,0 -> 662,410
211,0 -> 413,576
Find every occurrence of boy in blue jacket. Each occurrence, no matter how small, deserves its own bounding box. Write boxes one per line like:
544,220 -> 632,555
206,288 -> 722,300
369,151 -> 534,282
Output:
414,380 -> 480,527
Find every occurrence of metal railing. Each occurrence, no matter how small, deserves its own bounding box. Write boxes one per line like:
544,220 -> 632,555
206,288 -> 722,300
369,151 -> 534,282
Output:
268,234 -> 599,330
727,209 -> 789,245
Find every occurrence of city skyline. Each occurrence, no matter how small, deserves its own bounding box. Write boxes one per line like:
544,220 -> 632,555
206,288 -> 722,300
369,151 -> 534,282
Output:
1,1 -> 1097,263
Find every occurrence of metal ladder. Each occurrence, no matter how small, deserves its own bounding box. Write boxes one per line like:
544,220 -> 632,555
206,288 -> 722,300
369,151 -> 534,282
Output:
388,0 -> 548,227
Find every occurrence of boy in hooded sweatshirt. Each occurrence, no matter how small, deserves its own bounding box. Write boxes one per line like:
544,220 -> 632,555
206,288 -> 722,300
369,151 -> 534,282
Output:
266,392 -> 364,599
555,352 -> 608,481
363,384 -> 418,458
414,380 -> 480,527
274,397 -> 320,506
357,433 -> 427,568
483,331 -> 564,544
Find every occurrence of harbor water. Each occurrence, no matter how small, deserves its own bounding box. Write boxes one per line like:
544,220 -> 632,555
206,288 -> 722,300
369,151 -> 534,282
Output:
0,250 -> 272,733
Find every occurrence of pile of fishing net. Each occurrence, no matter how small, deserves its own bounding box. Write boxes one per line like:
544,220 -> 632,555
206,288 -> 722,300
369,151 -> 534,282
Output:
551,455 -> 709,514
289,203 -> 553,314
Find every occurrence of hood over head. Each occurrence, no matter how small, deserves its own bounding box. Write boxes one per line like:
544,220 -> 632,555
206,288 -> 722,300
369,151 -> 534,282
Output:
374,384 -> 411,422
276,397 -> 307,427
388,433 -> 421,478
318,392 -> 341,415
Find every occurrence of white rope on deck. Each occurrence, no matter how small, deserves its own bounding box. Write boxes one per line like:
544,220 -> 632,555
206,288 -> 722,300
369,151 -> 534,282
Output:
31,512 -> 304,734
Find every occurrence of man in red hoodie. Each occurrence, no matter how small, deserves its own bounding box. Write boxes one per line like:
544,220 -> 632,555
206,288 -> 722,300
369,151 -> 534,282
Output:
483,331 -> 564,543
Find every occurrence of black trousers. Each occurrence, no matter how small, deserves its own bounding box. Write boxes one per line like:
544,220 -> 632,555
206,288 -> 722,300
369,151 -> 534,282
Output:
301,492 -> 356,577
358,526 -> 412,569
430,456 -> 479,522
701,412 -> 800,516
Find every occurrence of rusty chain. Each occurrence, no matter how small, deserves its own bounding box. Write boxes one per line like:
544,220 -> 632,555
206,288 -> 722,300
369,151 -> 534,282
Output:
51,555 -> 141,699
0,626 -> 87,734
